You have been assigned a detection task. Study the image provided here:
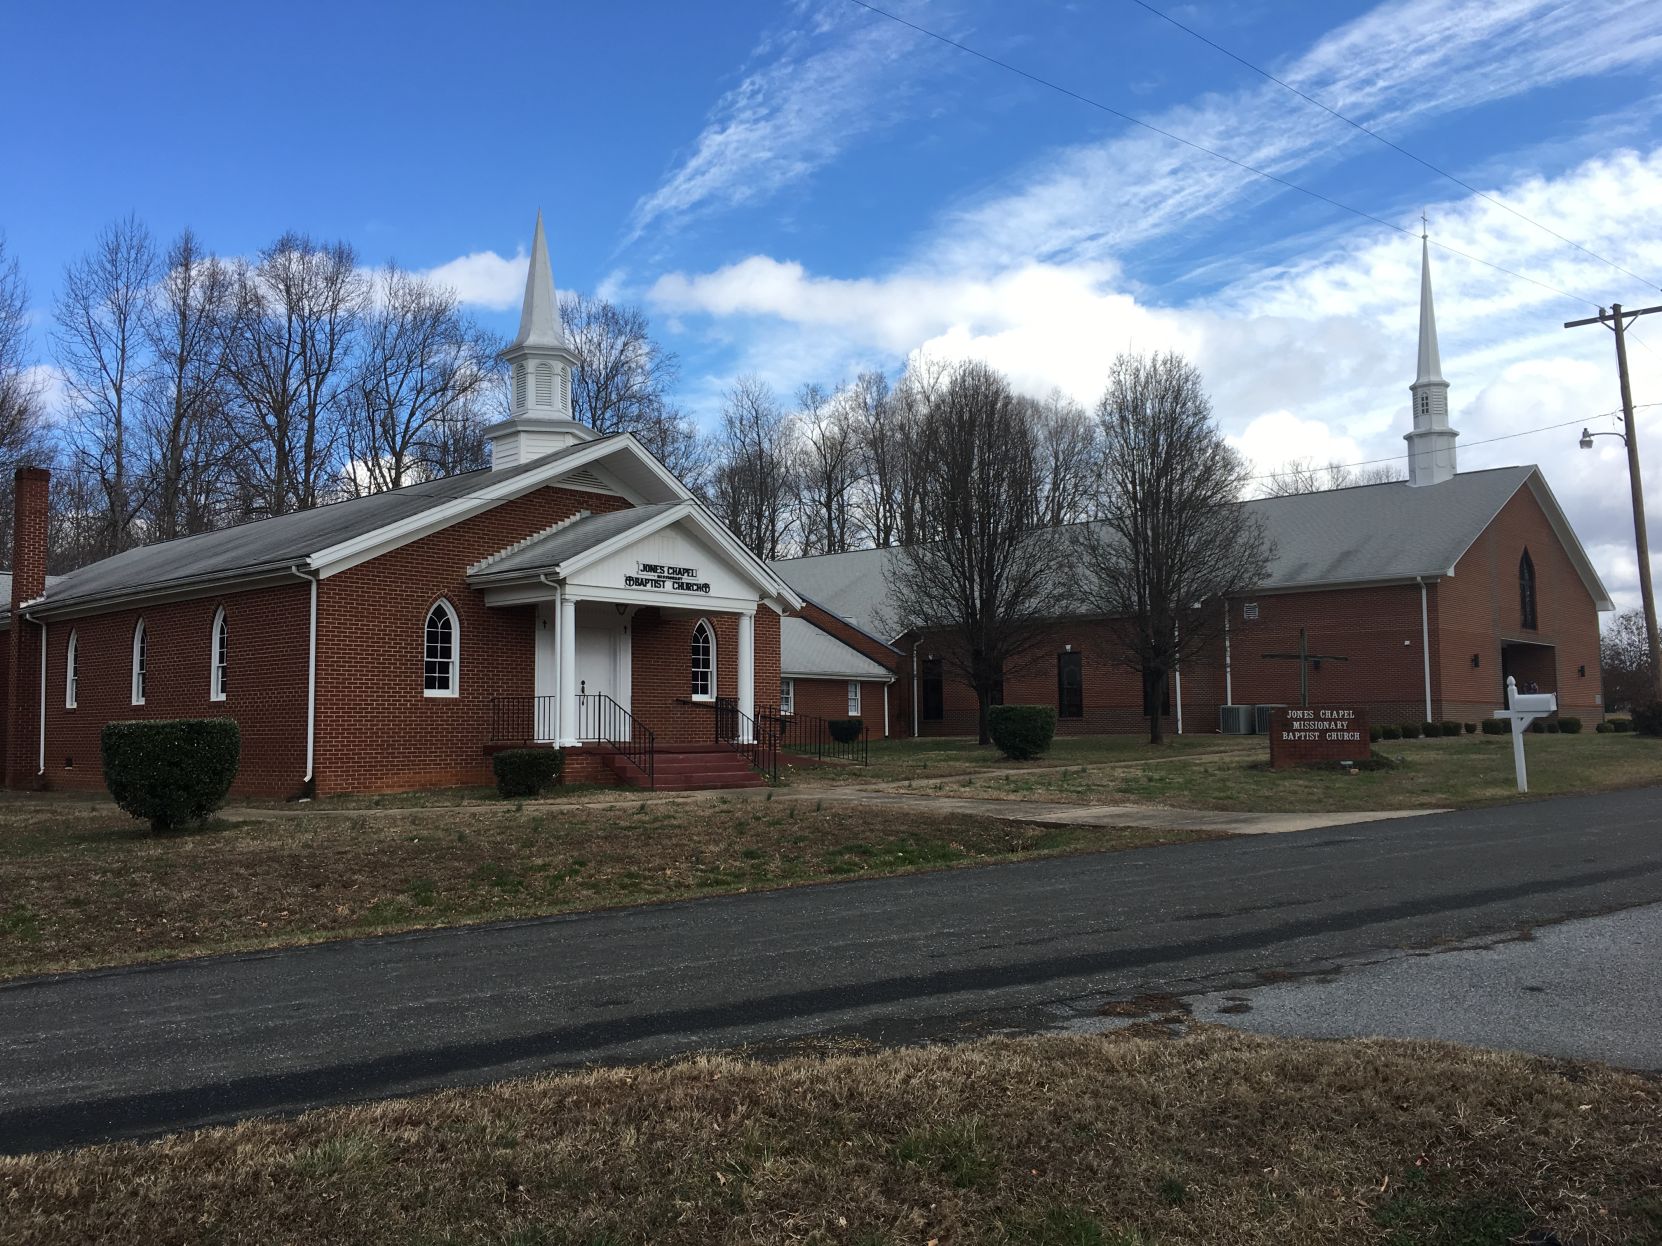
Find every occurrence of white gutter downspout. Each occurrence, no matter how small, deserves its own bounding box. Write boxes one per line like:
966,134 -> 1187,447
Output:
883,682 -> 890,739
290,565 -> 319,791
1417,576 -> 1433,722
911,638 -> 920,738
1223,603 -> 1233,706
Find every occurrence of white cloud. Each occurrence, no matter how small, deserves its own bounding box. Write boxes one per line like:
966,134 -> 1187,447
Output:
625,1 -> 947,241
421,248 -> 527,312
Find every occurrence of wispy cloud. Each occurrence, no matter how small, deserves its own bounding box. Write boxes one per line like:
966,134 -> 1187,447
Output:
624,0 -> 948,243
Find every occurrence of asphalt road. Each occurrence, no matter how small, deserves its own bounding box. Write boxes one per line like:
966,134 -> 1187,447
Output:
3,786 -> 1660,1154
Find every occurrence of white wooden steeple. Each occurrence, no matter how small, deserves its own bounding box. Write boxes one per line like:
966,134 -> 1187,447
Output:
487,211 -> 591,470
1405,231 -> 1458,487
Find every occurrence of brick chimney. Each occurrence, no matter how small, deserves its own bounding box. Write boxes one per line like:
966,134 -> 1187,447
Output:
7,465 -> 49,788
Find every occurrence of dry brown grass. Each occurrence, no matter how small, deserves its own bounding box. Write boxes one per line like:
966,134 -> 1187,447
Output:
0,795 -> 1210,980
3,1028 -> 1658,1244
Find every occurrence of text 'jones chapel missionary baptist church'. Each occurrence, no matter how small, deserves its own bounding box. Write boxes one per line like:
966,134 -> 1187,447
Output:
0,217 -> 1611,796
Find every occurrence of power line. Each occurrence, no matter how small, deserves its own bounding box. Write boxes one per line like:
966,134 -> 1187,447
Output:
1122,0 -> 1662,294
842,0 -> 1606,310
1245,405 -> 1653,484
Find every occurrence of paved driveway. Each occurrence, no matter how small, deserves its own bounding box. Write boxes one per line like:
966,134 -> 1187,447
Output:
3,786 -> 1659,1154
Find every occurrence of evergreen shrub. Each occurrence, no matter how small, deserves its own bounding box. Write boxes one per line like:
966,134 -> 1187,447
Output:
1399,723 -> 1422,739
987,705 -> 1057,760
101,718 -> 241,832
827,718 -> 864,744
493,748 -> 564,798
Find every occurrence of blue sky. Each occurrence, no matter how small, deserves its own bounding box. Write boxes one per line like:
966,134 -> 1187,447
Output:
4,0 -> 1662,608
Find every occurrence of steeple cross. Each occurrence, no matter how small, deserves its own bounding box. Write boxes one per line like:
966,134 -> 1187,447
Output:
1261,628 -> 1349,709
1420,210 -> 1428,240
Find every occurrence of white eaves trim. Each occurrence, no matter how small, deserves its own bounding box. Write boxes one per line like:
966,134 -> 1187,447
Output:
308,436 -> 683,581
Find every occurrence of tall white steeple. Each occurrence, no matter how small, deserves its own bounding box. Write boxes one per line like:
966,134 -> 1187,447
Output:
1405,230 -> 1458,487
486,211 -> 592,470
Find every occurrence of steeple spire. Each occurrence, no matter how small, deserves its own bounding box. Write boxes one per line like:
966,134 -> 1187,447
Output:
510,210 -> 567,351
1405,228 -> 1458,487
488,211 -> 591,470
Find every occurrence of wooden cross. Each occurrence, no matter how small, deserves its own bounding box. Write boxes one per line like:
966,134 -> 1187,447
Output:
1261,628 -> 1349,708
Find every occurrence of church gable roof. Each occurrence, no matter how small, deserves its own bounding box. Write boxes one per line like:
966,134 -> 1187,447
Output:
780,615 -> 893,681
770,466 -> 1608,631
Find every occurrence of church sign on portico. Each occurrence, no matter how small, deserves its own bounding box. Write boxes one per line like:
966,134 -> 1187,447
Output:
624,560 -> 712,594
1269,706 -> 1370,769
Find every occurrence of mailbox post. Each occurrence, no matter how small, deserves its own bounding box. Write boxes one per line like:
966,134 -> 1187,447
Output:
1495,675 -> 1557,793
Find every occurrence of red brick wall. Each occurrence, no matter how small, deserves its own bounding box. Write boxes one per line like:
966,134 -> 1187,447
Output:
1434,484 -> 1603,723
786,676 -> 894,737
629,605 -> 782,744
313,485 -> 631,795
42,582 -> 312,797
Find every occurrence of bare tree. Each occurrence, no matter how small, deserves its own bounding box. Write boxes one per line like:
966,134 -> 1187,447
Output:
1077,351 -> 1272,744
222,234 -> 365,516
343,264 -> 496,493
53,215 -> 156,555
0,237 -> 53,556
1601,609 -> 1654,713
1259,456 -> 1403,496
882,360 -> 1070,744
709,375 -> 796,561
141,229 -> 237,540
560,294 -> 677,435
1028,388 -> 1099,526
792,381 -> 863,555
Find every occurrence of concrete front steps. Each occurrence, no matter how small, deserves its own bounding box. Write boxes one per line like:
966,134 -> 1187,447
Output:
603,743 -> 768,791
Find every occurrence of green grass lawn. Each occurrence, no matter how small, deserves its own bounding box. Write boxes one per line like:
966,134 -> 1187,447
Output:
899,732 -> 1662,812
789,733 -> 1258,785
6,1028 -> 1658,1244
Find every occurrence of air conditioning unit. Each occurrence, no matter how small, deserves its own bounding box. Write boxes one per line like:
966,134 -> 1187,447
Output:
1218,705 -> 1254,735
1253,704 -> 1287,734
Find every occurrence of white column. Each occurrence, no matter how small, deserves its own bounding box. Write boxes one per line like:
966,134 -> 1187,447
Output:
737,610 -> 756,742
558,592 -> 578,746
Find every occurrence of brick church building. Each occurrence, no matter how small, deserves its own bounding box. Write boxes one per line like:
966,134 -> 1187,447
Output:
773,239 -> 1612,738
0,226 -> 1611,797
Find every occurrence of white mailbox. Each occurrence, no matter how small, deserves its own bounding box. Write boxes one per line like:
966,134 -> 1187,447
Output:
1494,676 -> 1557,793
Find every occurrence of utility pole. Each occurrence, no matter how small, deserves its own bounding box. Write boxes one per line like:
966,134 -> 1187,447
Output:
1566,302 -> 1662,703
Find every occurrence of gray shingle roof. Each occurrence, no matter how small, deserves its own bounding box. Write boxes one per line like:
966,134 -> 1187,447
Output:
772,467 -> 1553,632
469,501 -> 685,579
780,615 -> 893,680
33,441 -> 610,613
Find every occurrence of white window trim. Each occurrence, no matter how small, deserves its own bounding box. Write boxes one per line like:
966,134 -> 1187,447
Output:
65,630 -> 78,710
690,617 -> 716,702
210,607 -> 228,702
131,619 -> 147,706
779,677 -> 794,715
847,680 -> 861,717
424,600 -> 460,698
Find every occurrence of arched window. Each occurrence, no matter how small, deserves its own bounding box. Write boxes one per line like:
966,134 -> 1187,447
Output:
131,619 -> 147,706
1519,549 -> 1538,631
210,607 -> 228,701
424,600 -> 459,696
513,363 -> 528,411
65,630 -> 78,709
690,618 -> 715,701
534,361 -> 553,407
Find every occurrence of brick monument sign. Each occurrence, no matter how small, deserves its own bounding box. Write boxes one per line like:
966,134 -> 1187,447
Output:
1268,706 -> 1371,769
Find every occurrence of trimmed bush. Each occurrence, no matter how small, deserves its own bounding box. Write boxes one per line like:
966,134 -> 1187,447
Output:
1530,720 -> 1544,734
1544,720 -> 1560,733
1368,725 -> 1382,742
492,748 -> 564,798
1381,725 -> 1402,740
101,718 -> 240,832
1399,722 -> 1422,739
1633,703 -> 1662,737
1481,718 -> 1507,735
1613,717 -> 1633,733
1558,716 -> 1582,734
1439,720 -> 1462,737
1463,722 -> 1477,734
987,705 -> 1057,760
827,718 -> 864,744
1420,721 -> 1440,739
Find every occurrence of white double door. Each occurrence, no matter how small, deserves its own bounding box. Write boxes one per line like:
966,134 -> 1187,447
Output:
533,601 -> 631,742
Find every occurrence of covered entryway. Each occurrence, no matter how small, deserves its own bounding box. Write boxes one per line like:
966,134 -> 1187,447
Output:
1500,640 -> 1557,699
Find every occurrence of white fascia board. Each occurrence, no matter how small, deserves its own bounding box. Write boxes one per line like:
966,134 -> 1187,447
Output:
783,669 -> 896,683
19,567 -> 304,621
310,440 -> 668,580
544,500 -> 697,579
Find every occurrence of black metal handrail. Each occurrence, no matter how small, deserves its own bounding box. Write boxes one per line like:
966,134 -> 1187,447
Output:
487,694 -> 655,787
759,706 -> 868,766
713,697 -> 780,783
